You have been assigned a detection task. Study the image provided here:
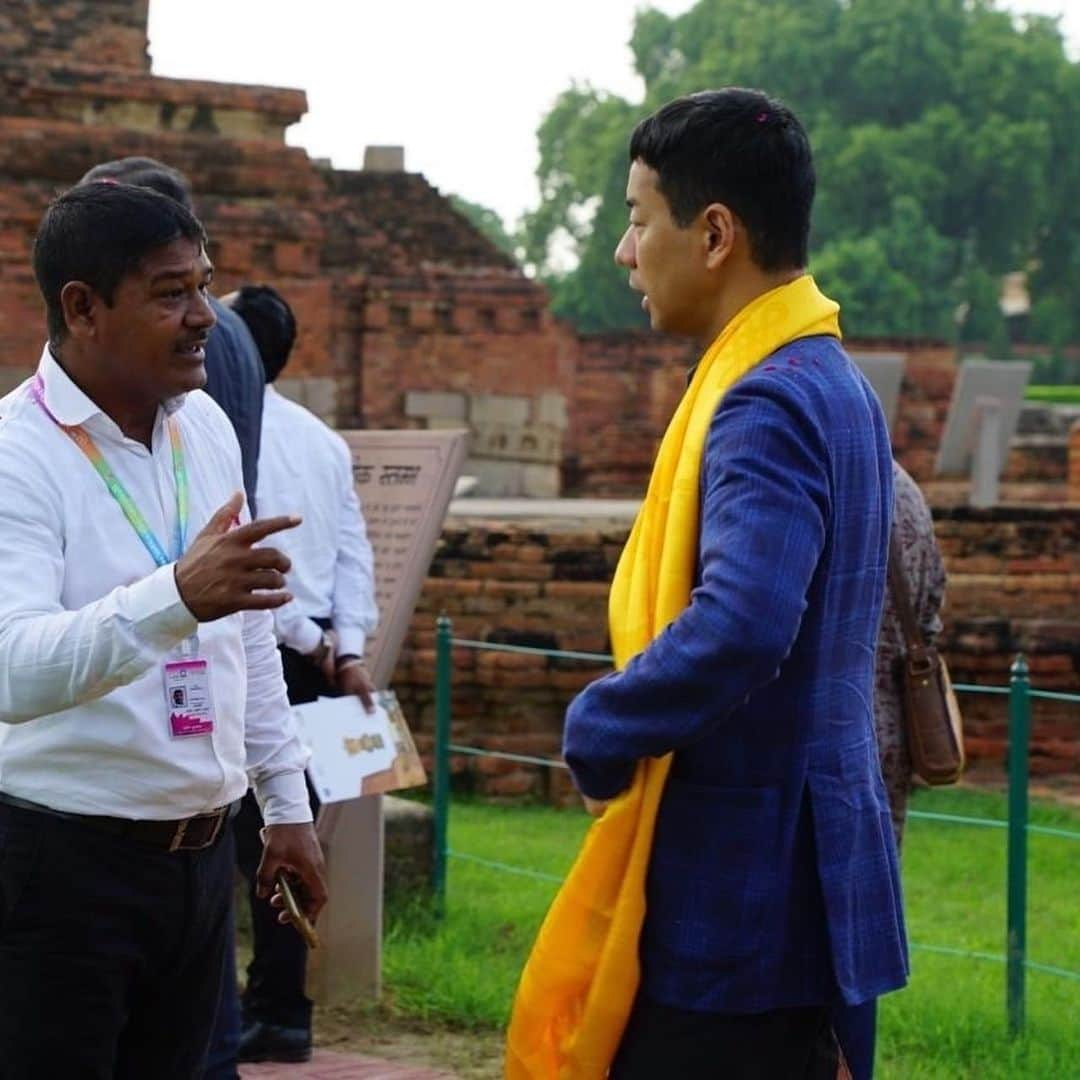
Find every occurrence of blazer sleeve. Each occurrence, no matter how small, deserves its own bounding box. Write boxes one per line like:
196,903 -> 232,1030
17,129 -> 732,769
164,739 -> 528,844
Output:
563,375 -> 831,800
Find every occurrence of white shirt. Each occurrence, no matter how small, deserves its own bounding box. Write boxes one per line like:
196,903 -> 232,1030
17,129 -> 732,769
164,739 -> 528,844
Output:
0,347 -> 310,825
256,386 -> 377,658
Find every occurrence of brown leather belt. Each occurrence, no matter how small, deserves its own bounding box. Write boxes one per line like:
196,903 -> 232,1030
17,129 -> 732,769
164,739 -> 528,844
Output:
0,791 -> 236,852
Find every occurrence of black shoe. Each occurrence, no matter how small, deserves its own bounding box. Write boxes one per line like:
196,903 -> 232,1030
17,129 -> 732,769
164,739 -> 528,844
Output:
236,1020 -> 312,1064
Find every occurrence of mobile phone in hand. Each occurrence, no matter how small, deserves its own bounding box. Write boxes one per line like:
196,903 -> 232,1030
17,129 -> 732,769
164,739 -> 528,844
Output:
275,870 -> 320,949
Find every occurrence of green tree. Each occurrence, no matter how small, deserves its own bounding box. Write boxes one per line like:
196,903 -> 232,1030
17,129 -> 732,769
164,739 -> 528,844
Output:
814,196 -> 956,339
528,0 -> 1079,344
960,265 -> 1012,355
449,195 -> 519,261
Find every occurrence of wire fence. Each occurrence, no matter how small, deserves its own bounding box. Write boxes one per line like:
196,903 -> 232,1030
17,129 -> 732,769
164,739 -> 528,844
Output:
431,615 -> 1080,1038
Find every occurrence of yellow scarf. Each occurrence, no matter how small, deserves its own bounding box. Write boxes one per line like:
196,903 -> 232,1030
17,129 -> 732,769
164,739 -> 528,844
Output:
505,275 -> 841,1079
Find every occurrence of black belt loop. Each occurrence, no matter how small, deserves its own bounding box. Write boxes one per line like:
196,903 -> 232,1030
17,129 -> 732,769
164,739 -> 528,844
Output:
0,792 -> 235,853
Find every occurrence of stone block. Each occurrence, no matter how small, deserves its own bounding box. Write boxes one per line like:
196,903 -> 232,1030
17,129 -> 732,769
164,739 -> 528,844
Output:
363,145 -> 405,172
535,392 -> 569,429
522,463 -> 561,497
273,377 -> 304,406
405,390 -> 467,421
519,424 -> 563,464
472,422 -> 562,464
426,416 -> 471,433
300,376 -> 337,422
383,795 -> 434,907
465,457 -> 524,496
469,393 -> 530,426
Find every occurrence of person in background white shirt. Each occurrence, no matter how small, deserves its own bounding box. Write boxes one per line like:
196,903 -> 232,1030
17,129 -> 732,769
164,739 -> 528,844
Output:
220,284 -> 378,1066
0,182 -> 326,1078
233,284 -> 378,711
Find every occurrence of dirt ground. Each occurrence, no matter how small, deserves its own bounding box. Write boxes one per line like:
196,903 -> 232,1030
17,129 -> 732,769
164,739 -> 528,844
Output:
315,1005 -> 504,1079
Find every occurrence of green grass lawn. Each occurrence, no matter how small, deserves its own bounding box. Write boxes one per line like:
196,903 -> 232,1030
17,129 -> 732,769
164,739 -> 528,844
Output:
383,787 -> 1080,1077
1025,384 -> 1080,404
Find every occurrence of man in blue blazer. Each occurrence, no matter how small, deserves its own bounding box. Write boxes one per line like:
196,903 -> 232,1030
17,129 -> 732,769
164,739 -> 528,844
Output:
563,89 -> 907,1078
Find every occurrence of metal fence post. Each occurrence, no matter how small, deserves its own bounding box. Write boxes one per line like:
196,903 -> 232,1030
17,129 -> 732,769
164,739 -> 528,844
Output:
433,615 -> 453,919
1006,652 -> 1031,1037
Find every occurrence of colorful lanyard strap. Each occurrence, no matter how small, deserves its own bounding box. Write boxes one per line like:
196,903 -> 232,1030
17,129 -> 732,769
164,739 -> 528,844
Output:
30,375 -> 188,566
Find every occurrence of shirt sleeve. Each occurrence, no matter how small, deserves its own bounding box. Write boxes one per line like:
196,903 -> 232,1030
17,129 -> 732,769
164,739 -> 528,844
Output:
270,605 -> 325,656
0,456 -> 197,724
330,436 -> 379,659
562,378 -> 830,800
242,605 -> 313,825
215,410 -> 310,827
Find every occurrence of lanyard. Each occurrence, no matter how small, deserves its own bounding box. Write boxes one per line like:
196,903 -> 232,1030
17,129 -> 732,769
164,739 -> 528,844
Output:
31,375 -> 189,566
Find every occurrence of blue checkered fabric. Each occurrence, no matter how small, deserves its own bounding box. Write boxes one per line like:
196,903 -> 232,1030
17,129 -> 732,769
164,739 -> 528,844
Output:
564,336 -> 908,1013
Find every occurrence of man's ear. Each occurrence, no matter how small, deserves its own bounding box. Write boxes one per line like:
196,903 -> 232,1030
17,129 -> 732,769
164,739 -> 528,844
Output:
59,281 -> 100,341
703,203 -> 736,270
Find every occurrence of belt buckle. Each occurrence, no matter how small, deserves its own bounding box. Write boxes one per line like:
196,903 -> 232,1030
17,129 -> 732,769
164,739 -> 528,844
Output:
168,808 -> 224,853
168,818 -> 190,853
200,808 -> 225,850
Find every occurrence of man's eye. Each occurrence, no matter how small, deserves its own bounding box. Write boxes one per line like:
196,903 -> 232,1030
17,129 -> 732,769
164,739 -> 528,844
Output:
161,289 -> 184,300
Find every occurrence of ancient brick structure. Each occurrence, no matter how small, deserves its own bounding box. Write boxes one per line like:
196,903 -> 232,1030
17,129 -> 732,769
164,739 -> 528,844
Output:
1,0 -> 1074,501
1,0 -> 1075,803
565,334 -> 1075,499
1,0 -> 149,68
566,331 -> 691,494
395,508 -> 1080,800
0,0 -> 571,497
1069,419 -> 1080,505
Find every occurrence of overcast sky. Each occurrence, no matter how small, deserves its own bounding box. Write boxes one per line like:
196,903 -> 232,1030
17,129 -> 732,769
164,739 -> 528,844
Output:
148,0 -> 1079,229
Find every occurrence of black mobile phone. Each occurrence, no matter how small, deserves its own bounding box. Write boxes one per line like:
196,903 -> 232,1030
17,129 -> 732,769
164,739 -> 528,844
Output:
274,870 -> 320,949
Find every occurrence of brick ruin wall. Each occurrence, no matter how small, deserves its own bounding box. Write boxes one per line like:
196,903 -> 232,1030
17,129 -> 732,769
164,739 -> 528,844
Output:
2,0 -> 1076,502
0,1 -> 563,470
2,0 -> 1076,803
392,508 -> 1080,801
1,0 -> 150,69
566,334 -> 1076,499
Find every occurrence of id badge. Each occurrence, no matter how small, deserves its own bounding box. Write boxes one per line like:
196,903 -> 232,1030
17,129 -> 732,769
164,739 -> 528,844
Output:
164,657 -> 216,738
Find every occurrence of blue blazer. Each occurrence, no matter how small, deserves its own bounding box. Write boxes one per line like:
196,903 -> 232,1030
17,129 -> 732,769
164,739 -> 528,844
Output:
564,336 -> 907,1013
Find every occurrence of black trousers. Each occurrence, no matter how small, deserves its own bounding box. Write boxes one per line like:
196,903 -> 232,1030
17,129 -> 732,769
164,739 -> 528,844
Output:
234,643 -> 332,1030
611,996 -> 841,1080
0,800 -> 234,1080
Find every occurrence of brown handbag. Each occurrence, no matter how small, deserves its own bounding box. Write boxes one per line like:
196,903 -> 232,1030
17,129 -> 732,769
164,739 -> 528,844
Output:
888,534 -> 964,785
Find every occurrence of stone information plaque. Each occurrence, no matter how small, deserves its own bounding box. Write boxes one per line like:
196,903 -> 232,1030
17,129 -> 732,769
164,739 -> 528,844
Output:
345,429 -> 469,687
310,428 -> 466,1006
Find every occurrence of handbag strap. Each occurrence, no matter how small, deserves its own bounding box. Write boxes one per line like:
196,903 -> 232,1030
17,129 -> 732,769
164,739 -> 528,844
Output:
887,529 -> 925,654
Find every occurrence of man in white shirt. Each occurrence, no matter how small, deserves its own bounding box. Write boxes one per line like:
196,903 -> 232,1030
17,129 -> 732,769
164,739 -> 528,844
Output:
221,284 -> 378,1065
0,182 -> 326,1078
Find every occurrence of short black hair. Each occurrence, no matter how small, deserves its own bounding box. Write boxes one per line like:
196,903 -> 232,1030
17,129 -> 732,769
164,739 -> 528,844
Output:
80,156 -> 194,210
629,88 -> 814,271
33,182 -> 207,342
229,284 -> 298,383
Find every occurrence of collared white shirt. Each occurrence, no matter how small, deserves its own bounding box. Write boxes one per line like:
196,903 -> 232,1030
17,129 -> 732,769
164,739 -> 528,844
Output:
256,386 -> 378,658
0,347 -> 310,825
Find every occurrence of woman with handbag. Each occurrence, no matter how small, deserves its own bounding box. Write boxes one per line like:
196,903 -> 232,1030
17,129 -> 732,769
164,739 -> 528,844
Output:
832,461 -> 949,1079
